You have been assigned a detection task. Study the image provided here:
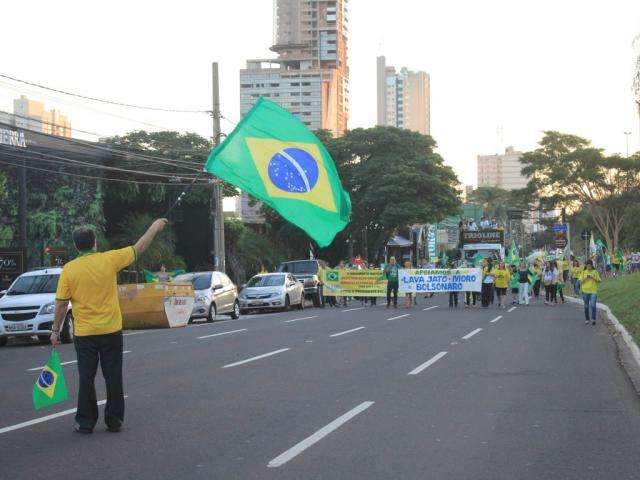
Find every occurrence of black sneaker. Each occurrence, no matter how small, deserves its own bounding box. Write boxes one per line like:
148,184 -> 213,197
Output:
592,320 -> 596,326
74,426 -> 93,434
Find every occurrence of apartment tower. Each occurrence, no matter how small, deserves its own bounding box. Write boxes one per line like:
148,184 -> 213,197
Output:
376,56 -> 430,135
240,0 -> 349,137
477,146 -> 528,190
12,95 -> 71,138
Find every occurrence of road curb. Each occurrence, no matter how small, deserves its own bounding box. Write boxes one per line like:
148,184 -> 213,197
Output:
566,295 -> 640,393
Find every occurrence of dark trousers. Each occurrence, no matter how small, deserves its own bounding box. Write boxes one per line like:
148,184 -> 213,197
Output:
387,281 -> 398,306
74,331 -> 124,430
544,284 -> 557,303
449,292 -> 459,307
481,283 -> 493,307
465,291 -> 477,306
533,280 -> 541,298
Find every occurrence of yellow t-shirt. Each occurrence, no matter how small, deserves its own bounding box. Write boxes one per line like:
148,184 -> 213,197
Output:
492,268 -> 511,289
56,247 -> 136,336
579,269 -> 601,294
572,266 -> 583,278
560,260 -> 570,272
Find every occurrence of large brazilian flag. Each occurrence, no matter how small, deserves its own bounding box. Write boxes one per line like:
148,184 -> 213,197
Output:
204,98 -> 351,247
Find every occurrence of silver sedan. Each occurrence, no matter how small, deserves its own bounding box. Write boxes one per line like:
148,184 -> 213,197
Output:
239,273 -> 304,314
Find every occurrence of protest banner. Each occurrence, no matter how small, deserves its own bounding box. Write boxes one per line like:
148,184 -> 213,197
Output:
321,269 -> 387,297
399,268 -> 482,293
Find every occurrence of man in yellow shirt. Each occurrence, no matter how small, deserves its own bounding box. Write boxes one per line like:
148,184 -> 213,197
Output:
51,218 -> 167,433
579,259 -> 601,326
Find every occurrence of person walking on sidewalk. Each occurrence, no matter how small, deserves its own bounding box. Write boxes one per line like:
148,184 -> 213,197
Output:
51,218 -> 168,434
579,260 -> 602,325
384,257 -> 400,308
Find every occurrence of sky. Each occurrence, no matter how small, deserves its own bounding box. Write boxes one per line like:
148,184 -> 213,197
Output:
1,0 -> 639,187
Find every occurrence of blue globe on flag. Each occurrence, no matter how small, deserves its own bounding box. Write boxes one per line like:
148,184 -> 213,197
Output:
268,147 -> 319,193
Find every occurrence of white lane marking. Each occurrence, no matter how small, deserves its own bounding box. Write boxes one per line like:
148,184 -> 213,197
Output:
490,315 -> 503,323
341,307 -> 364,313
329,327 -> 365,337
423,306 -> 439,311
508,306 -> 517,312
197,329 -> 247,340
221,348 -> 290,369
450,341 -> 459,345
408,351 -> 448,375
268,401 -> 374,468
461,328 -> 483,340
284,316 -> 319,323
0,396 -> 128,435
387,314 -> 410,321
122,331 -> 145,336
27,351 -> 131,371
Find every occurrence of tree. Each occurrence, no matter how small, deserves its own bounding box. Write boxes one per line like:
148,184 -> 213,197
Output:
468,187 -> 511,221
110,212 -> 185,272
328,127 -> 460,258
521,131 -> 640,251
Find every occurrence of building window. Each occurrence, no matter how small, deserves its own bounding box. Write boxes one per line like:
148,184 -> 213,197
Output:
291,92 -> 300,96
290,82 -> 300,86
301,82 -> 311,86
269,83 -> 279,87
302,92 -> 311,96
240,84 -> 252,88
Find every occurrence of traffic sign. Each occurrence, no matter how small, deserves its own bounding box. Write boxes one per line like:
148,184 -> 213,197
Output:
553,224 -> 568,233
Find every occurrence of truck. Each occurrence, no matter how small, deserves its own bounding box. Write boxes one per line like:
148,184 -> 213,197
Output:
459,229 -> 505,265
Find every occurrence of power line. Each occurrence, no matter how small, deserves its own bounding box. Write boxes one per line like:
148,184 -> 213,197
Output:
0,112 -> 205,171
0,158 -> 209,186
0,73 -> 211,114
0,147 -> 203,180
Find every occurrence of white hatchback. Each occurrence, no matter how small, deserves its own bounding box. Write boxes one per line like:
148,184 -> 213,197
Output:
0,268 -> 74,346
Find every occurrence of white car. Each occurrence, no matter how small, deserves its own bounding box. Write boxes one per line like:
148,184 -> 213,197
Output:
173,271 -> 240,322
0,267 -> 74,346
239,273 -> 304,314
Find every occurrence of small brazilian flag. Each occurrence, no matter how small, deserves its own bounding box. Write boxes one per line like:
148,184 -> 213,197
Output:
32,350 -> 68,410
204,98 -> 351,247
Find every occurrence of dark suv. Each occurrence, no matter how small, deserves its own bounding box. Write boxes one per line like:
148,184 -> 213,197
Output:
277,259 -> 328,307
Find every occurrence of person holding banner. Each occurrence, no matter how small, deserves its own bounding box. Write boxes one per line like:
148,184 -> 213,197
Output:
481,259 -> 495,308
384,257 -> 400,308
493,261 -> 511,309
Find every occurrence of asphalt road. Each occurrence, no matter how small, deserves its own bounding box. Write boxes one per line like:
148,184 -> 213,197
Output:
1,295 -> 640,480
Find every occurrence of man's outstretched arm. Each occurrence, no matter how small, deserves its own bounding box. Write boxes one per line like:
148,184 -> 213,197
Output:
134,218 -> 168,257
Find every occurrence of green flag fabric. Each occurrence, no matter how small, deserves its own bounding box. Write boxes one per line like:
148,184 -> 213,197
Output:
144,269 -> 186,283
204,98 -> 351,247
32,350 -> 68,410
506,240 -> 519,265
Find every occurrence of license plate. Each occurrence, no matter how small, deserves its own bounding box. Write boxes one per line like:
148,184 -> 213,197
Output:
250,301 -> 263,306
5,322 -> 30,332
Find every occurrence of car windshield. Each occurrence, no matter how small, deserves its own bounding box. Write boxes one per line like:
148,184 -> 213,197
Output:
192,274 -> 212,290
246,275 -> 285,287
8,274 -> 59,295
280,261 -> 317,274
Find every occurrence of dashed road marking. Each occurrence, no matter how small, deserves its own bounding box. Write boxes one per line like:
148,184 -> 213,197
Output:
461,328 -> 483,340
508,306 -> 517,312
221,348 -> 291,369
423,306 -> 439,311
408,351 -> 448,375
490,315 -> 503,323
341,307 -> 365,313
197,329 -> 246,340
284,316 -> 319,323
268,401 -> 375,468
386,314 -> 410,321
28,351 -> 131,371
329,327 -> 365,338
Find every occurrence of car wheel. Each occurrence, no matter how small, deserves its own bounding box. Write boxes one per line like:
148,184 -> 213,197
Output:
284,295 -> 290,312
207,304 -> 217,323
230,301 -> 240,320
0,337 -> 6,347
60,312 -> 74,344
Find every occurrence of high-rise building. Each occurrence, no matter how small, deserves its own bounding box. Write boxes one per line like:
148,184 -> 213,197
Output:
240,0 -> 349,137
477,146 -> 528,190
12,95 -> 71,138
633,34 -> 640,141
376,56 -> 430,135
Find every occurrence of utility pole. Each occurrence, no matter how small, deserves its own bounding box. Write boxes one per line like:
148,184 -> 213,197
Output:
211,62 -> 225,272
18,159 -> 27,258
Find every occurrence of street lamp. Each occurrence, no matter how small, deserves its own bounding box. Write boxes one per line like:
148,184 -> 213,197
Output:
624,131 -> 632,157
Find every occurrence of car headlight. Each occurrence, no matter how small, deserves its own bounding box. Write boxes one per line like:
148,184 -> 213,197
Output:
40,302 -> 56,315
195,295 -> 207,303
